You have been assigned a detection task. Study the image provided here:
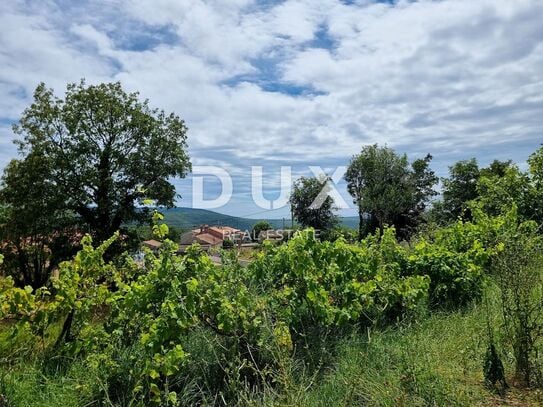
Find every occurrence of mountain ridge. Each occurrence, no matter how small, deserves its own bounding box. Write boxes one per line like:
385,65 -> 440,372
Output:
160,207 -> 358,231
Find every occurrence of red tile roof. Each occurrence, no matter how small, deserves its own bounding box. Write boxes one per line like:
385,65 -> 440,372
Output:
195,233 -> 223,245
142,239 -> 162,250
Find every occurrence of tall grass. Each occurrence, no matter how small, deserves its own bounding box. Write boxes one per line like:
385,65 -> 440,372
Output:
298,309 -> 488,406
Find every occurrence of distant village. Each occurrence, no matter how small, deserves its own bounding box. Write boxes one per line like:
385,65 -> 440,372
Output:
141,224 -> 290,262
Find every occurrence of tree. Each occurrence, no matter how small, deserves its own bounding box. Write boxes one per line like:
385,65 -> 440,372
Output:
528,145 -> 543,201
222,239 -> 235,249
0,81 -> 191,286
251,220 -> 272,241
397,154 -> 439,237
440,158 -> 480,221
490,214 -> 543,386
345,145 -> 437,239
6,80 -> 191,242
480,159 -> 514,178
476,167 -> 532,217
0,150 -> 79,287
289,176 -> 338,233
434,159 -> 517,224
475,153 -> 543,225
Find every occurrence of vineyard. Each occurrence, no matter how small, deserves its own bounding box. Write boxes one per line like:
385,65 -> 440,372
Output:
1,206 -> 542,406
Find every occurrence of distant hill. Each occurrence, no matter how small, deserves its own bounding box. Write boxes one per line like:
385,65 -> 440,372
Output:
160,207 -> 358,231
161,207 -> 284,231
341,216 -> 358,229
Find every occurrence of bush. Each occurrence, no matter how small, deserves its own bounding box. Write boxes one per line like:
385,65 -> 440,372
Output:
408,237 -> 486,308
250,228 -> 430,329
222,239 -> 234,249
0,221 -> 505,404
251,221 -> 272,242
491,220 -> 543,387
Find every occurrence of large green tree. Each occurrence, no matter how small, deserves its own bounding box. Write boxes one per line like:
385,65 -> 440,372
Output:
440,158 -> 480,221
0,81 -> 191,286
434,159 -> 515,223
475,152 -> 543,225
345,145 -> 437,239
480,159 -> 514,178
6,80 -> 191,241
0,150 -> 78,287
289,176 -> 338,233
528,145 -> 543,189
399,153 -> 439,236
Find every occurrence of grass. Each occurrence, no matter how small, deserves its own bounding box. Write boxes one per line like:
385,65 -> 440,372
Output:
299,309 -> 489,406
0,366 -> 90,407
248,298 -> 543,406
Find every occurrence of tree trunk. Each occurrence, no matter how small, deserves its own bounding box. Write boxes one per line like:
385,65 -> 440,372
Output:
514,322 -> 532,386
96,147 -> 113,242
358,208 -> 364,241
54,309 -> 75,348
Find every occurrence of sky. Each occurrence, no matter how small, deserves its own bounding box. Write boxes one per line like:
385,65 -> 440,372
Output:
0,0 -> 542,218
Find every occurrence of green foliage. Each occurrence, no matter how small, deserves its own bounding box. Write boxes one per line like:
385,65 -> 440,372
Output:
409,205 -> 532,308
251,228 -> 429,329
289,176 -> 338,232
0,153 -> 79,288
252,220 -> 273,241
322,225 -> 358,243
222,238 -> 235,249
0,301 -> 496,407
476,157 -> 543,225
528,145 -> 543,186
0,233 -> 121,347
434,153 -> 543,226
165,226 -> 183,242
408,221 -> 488,308
6,80 -> 191,242
490,217 -> 543,386
0,80 -> 191,289
440,158 -> 480,221
0,226 -> 433,404
0,212 -> 532,404
345,145 -> 437,240
480,159 -> 514,178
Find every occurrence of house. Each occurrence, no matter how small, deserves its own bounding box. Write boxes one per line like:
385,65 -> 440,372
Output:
142,225 -> 250,255
141,239 -> 162,252
181,225 -> 251,247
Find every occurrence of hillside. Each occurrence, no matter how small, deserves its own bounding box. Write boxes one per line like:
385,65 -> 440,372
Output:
161,207 -> 359,231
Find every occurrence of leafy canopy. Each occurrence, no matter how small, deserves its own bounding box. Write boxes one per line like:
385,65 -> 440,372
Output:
289,176 -> 338,233
8,80 -> 191,241
345,145 -> 437,239
252,220 -> 273,241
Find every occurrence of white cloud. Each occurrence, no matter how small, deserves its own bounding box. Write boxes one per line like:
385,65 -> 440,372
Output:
71,23 -> 114,56
0,0 -> 542,216
0,2 -> 115,116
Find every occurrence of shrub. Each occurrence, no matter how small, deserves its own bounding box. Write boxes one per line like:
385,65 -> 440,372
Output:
491,221 -> 543,387
1,221 -> 507,403
250,228 -> 429,328
222,239 -> 234,249
408,237 -> 486,308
